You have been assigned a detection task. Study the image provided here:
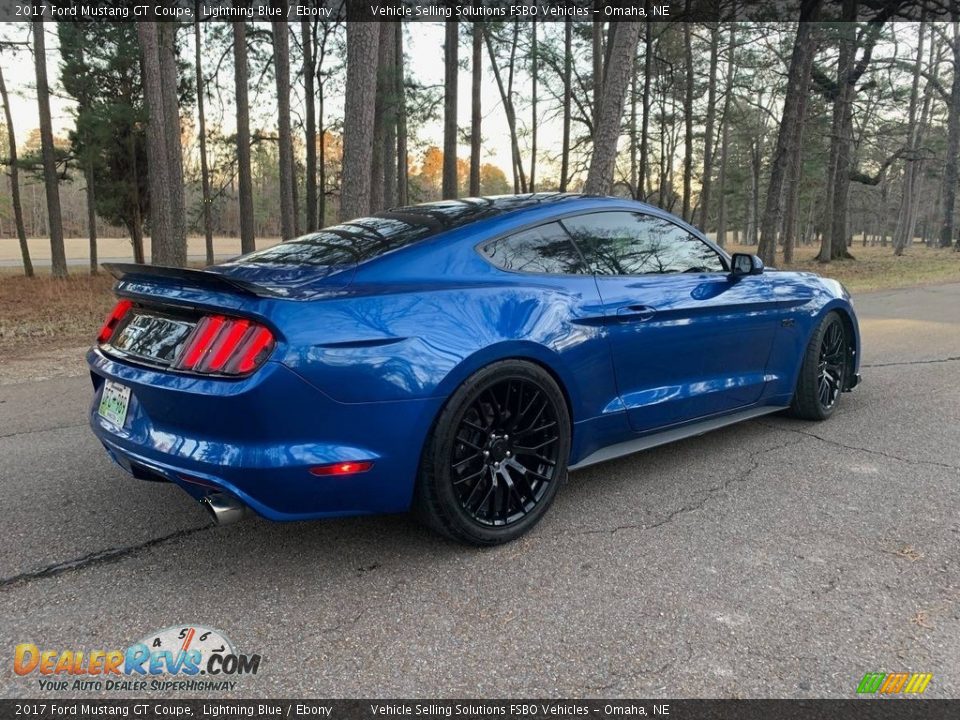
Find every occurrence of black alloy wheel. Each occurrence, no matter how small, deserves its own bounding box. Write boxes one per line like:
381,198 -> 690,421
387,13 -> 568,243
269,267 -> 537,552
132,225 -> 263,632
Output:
789,311 -> 848,421
817,317 -> 846,410
415,360 -> 571,545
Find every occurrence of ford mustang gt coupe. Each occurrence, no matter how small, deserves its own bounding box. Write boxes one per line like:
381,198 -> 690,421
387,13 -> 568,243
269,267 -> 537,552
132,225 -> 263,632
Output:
88,194 -> 860,545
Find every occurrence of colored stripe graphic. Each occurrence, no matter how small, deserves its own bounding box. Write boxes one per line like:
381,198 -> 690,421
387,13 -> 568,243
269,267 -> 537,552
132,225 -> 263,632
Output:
904,673 -> 933,694
857,673 -> 886,693
857,672 -> 932,694
880,673 -> 909,693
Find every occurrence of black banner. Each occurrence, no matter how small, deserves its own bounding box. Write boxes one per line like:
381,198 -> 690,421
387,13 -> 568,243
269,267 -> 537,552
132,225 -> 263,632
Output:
0,0 -> 954,24
3,700 -> 960,720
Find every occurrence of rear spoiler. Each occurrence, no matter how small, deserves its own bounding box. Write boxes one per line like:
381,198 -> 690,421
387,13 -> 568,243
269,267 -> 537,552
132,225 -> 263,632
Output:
103,263 -> 286,299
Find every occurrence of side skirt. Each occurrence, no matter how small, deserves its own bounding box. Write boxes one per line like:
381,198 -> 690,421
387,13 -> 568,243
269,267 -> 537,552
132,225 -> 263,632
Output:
569,405 -> 788,472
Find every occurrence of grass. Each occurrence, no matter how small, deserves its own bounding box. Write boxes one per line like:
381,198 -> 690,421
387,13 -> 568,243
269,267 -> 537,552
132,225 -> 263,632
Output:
727,241 -> 960,293
1,241 -> 957,359
0,270 -> 116,360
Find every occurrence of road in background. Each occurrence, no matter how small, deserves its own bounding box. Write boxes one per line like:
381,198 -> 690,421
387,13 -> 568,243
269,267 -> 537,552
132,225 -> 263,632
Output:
1,284 -> 958,698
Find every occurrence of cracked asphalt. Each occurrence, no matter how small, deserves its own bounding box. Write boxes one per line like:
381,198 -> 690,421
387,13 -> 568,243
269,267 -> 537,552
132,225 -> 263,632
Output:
1,282 -> 958,698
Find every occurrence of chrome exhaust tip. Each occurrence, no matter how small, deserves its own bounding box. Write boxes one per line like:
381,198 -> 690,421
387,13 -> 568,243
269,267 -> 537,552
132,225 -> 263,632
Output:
202,493 -> 250,526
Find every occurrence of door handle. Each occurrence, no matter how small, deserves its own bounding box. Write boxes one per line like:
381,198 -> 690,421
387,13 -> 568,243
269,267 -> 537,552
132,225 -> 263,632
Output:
616,305 -> 657,321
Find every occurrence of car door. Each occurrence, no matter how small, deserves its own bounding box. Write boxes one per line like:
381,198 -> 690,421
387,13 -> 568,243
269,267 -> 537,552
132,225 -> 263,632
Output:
561,211 -> 780,433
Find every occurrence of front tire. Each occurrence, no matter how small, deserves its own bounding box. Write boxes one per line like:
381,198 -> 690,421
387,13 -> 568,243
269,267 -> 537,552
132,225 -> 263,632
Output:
415,360 -> 571,546
788,311 -> 848,421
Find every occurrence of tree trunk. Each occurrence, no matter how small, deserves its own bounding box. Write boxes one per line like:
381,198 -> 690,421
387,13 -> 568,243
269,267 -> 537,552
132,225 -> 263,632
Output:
273,17 -> 296,240
0,60 -> 33,277
529,20 -> 537,193
715,23 -> 735,246
939,20 -> 960,249
469,22 -> 482,196
639,21 -> 652,200
370,24 -> 386,212
33,16 -> 67,277
629,56 -> 638,198
340,22 -> 380,221
442,20 -> 459,199
682,19 -> 694,221
381,24 -> 397,209
85,164 -> 97,274
195,16 -> 215,263
892,19 -> 925,255
583,23 -> 642,195
484,26 -> 527,194
301,20 -> 317,232
697,23 -> 721,230
560,19 -> 572,192
139,22 -> 174,265
592,20 -> 604,128
158,22 -> 186,265
395,22 -> 408,207
758,3 -> 820,266
233,18 -> 255,252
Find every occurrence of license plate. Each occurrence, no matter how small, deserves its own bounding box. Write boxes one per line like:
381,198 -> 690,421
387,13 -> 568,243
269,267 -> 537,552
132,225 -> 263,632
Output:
98,380 -> 131,428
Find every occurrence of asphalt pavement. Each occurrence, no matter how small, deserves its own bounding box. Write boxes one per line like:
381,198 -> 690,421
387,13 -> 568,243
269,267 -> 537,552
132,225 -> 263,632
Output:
1,283 -> 958,698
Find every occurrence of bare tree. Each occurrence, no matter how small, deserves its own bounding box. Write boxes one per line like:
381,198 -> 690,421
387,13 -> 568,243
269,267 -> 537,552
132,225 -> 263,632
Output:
682,20 -> 694,221
697,23 -> 721,230
139,22 -> 174,265
380,24 -> 398,209
716,24 -> 736,246
340,22 -> 380,221
639,21 -> 653,200
584,23 -> 642,195
938,19 -> 960,249
0,59 -> 33,277
758,0 -> 821,266
233,19 -> 255,253
159,22 -> 186,264
32,17 -> 66,277
195,13 -> 214,264
470,22 -> 482,197
893,19 -> 926,255
301,20 -> 317,232
529,20 -> 538,193
484,26 -> 527,193
560,19 -> 572,192
395,22 -> 409,207
442,20 -> 458,199
273,16 -> 297,240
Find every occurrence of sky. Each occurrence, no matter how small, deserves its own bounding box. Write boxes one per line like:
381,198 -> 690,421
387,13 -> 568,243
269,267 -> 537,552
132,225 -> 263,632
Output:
0,21 -> 561,182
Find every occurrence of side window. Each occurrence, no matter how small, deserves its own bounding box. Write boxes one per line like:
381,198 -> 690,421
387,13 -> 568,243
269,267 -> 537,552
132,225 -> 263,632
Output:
480,222 -> 587,275
562,212 -> 725,275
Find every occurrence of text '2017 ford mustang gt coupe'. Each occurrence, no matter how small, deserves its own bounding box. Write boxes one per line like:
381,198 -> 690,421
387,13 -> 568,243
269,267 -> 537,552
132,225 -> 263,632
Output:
88,194 -> 860,545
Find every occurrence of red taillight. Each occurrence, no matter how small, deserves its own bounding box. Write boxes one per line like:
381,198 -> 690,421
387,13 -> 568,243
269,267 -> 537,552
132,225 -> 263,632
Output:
309,461 -> 374,477
97,299 -> 133,344
173,315 -> 275,376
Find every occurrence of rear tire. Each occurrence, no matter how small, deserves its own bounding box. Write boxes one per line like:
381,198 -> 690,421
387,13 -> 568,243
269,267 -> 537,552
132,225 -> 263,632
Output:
788,311 -> 847,421
415,360 -> 571,546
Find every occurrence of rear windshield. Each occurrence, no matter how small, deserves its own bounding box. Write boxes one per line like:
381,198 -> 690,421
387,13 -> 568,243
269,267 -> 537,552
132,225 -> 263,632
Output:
232,216 -> 433,267
227,196 -> 575,268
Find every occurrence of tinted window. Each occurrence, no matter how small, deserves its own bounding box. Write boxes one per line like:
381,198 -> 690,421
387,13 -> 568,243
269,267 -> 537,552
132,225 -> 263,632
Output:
230,216 -> 432,267
481,222 -> 587,275
562,212 -> 725,275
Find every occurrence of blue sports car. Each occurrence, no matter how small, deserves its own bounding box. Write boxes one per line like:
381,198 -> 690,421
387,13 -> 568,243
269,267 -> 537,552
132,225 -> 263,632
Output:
88,194 -> 861,545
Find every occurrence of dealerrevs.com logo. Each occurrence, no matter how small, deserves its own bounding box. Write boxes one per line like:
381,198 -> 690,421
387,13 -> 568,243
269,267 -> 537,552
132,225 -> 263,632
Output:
14,625 -> 262,692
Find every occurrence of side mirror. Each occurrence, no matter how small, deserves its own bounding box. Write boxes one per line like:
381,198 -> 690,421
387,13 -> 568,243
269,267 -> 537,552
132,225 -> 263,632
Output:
730,253 -> 764,277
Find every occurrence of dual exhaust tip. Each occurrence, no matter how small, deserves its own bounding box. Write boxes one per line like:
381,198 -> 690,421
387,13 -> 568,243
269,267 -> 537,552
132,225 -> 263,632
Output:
202,493 -> 250,526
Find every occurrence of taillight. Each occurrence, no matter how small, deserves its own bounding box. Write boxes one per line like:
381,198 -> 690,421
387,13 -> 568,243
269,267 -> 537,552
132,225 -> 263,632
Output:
173,315 -> 275,376
97,299 -> 133,344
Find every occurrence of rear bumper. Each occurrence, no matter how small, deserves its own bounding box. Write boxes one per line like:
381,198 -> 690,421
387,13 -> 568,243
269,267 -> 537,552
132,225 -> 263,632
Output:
87,348 -> 442,520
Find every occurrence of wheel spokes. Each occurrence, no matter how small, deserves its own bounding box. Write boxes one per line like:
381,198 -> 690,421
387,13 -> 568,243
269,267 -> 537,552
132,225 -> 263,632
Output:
451,376 -> 561,527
